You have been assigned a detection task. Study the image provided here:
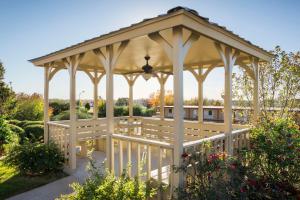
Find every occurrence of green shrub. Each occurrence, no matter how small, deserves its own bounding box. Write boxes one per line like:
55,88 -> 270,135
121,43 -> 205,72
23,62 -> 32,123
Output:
22,120 -> 43,127
98,104 -> 154,117
114,106 -> 126,116
23,124 -> 44,143
7,119 -> 22,127
8,120 -> 43,129
143,107 -> 156,117
51,110 -> 92,121
49,101 -> 69,116
133,104 -> 143,116
0,117 -> 18,154
58,158 -> 155,200
4,141 -> 65,175
8,124 -> 24,136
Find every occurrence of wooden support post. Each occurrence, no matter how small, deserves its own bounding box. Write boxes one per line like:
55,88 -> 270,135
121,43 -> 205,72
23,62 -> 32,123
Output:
64,53 -> 84,170
173,27 -> 187,187
129,84 -> 133,117
197,68 -> 204,123
252,58 -> 260,122
160,80 -> 165,119
215,43 -> 239,156
93,41 -> 129,171
83,69 -> 104,149
82,69 -> 104,120
106,53 -> 114,171
156,73 -> 169,119
124,75 -> 139,117
44,63 -> 64,143
189,64 -> 217,124
43,66 -> 50,143
149,26 -> 199,188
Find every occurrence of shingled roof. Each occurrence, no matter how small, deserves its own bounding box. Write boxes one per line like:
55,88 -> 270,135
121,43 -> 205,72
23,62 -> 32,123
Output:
30,6 -> 272,63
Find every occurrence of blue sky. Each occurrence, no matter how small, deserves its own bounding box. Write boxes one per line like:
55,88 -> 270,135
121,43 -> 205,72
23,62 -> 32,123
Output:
1,0 -> 299,100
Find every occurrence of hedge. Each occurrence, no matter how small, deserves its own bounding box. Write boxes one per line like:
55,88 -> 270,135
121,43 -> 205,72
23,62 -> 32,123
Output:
8,124 -> 25,136
23,124 -> 44,143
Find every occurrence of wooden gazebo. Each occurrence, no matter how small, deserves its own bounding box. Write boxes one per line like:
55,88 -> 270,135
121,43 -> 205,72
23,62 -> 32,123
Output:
30,7 -> 272,189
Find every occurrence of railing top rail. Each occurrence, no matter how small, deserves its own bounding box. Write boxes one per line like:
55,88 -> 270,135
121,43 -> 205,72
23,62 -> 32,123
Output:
47,121 -> 70,129
231,128 -> 251,135
183,133 -> 226,148
111,133 -> 173,149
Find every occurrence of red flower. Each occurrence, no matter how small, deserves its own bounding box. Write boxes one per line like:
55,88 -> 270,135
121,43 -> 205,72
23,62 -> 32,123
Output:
240,187 -> 246,193
208,153 -> 219,161
247,179 -> 257,186
229,162 -> 238,170
181,152 -> 189,159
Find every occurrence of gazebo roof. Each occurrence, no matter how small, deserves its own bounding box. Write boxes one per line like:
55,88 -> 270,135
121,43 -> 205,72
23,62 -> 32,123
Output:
30,7 -> 273,74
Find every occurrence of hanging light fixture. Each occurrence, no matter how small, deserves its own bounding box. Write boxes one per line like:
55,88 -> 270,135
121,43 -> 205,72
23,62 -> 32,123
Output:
142,55 -> 153,81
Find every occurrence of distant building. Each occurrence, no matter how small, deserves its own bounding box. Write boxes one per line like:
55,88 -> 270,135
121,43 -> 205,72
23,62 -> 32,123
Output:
164,106 -> 300,124
165,105 -> 226,122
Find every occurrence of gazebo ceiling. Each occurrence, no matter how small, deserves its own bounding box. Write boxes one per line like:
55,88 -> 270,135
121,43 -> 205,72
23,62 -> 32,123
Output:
29,7 -> 272,74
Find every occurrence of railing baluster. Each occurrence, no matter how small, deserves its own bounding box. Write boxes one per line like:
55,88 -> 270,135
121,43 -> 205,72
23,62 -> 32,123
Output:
111,139 -> 115,174
127,141 -> 132,177
64,128 -> 68,160
146,145 -> 151,180
119,140 -> 123,176
169,148 -> 174,197
158,146 -> 162,200
137,143 -> 141,178
158,147 -> 162,182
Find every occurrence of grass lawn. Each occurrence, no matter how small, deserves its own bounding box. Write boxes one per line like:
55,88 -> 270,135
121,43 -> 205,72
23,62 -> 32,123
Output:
0,159 -> 66,200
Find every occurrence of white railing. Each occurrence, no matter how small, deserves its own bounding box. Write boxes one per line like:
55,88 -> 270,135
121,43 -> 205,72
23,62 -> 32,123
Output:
47,116 -> 250,180
231,128 -> 250,151
114,116 -> 142,135
76,118 -> 107,140
183,128 -> 250,155
111,133 -> 174,187
48,117 -> 249,144
47,121 -> 70,163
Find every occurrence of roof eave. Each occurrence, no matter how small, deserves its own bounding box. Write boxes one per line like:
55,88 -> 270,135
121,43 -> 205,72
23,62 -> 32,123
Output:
29,9 -> 273,66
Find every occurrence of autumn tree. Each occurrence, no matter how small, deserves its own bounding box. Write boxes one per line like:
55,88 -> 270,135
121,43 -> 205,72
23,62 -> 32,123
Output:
148,90 -> 174,108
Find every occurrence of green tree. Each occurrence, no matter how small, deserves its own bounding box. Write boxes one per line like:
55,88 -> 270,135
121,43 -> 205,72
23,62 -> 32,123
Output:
0,61 -> 17,118
233,46 -> 300,120
115,97 -> 128,106
13,93 -> 44,121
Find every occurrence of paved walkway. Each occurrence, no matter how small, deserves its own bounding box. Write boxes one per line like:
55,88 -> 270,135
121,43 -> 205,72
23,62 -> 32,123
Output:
7,152 -> 106,200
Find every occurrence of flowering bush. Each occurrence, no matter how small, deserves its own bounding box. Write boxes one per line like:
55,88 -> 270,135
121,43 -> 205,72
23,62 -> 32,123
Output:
175,151 -> 225,199
243,117 -> 300,198
175,118 -> 300,199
